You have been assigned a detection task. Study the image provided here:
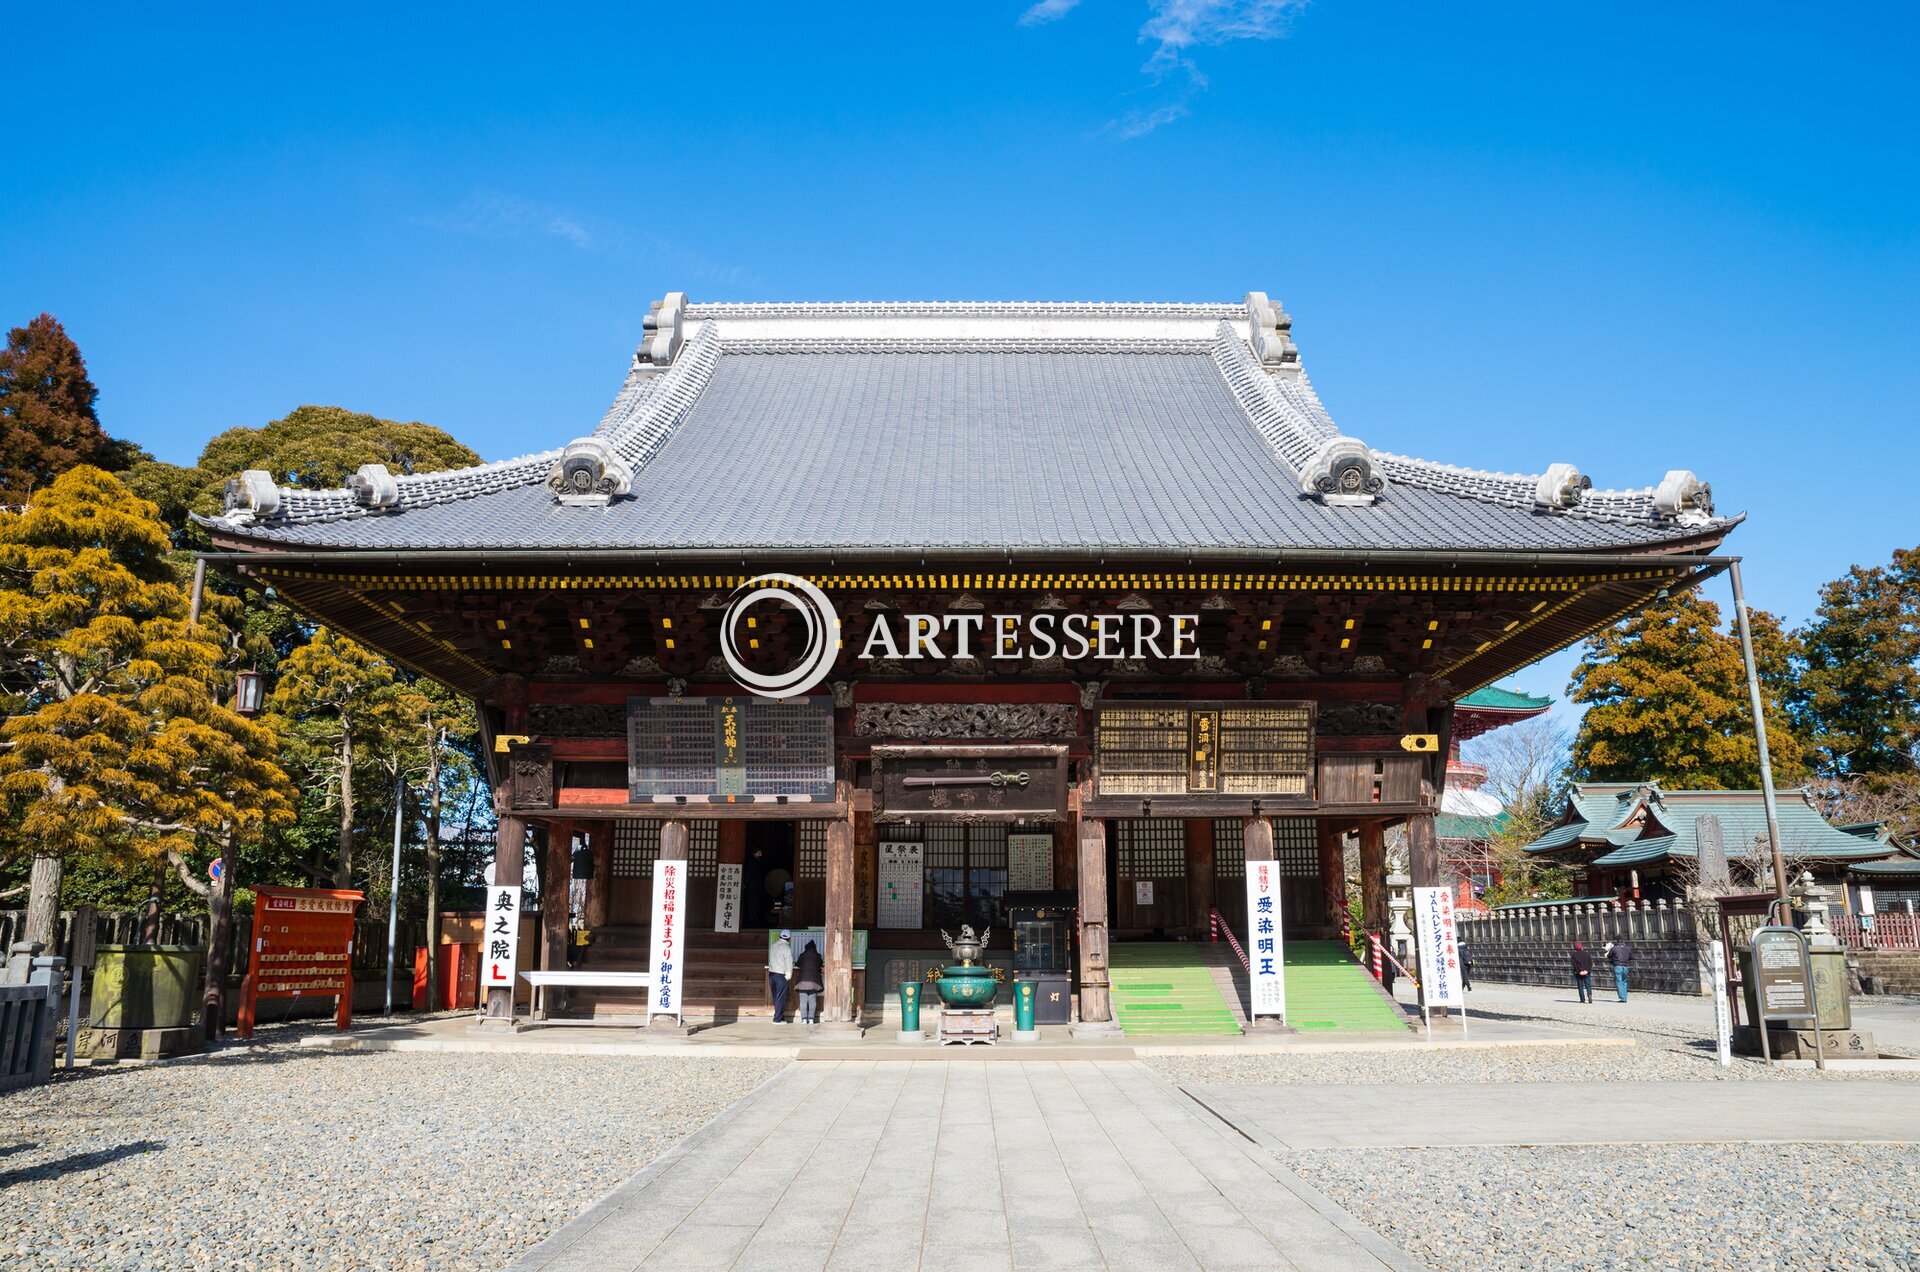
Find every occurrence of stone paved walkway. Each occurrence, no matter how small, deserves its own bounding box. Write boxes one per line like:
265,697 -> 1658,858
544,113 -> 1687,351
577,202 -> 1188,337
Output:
1180,1078 -> 1920,1150
509,1059 -> 1418,1271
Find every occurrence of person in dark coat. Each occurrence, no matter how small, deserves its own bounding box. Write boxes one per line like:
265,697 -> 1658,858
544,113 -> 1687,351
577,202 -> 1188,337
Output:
1609,938 -> 1633,1002
1571,941 -> 1594,1003
1459,941 -> 1474,991
793,939 -> 826,1025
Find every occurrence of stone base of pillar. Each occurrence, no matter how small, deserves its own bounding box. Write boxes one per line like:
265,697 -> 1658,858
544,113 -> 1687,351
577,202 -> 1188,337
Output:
809,1019 -> 866,1040
466,1016 -> 531,1035
1069,1018 -> 1124,1039
895,1029 -> 926,1044
643,1015 -> 694,1037
1243,1016 -> 1287,1033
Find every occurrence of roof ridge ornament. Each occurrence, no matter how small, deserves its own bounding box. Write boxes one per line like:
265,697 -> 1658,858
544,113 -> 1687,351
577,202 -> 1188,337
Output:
347,463 -> 400,510
1244,292 -> 1301,374
1533,463 -> 1591,511
1301,436 -> 1385,506
222,470 -> 281,523
548,437 -> 633,506
1653,470 -> 1713,525
638,291 -> 688,369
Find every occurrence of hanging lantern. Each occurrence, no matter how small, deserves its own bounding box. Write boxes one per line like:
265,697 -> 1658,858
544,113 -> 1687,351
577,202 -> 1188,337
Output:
233,668 -> 267,716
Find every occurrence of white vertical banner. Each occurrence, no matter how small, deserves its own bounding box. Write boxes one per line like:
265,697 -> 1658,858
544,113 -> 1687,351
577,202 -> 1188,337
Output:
650,859 -> 688,1022
714,862 -> 742,934
1412,886 -> 1465,1020
1709,937 -> 1732,1067
482,885 -> 522,995
1244,860 -> 1286,1021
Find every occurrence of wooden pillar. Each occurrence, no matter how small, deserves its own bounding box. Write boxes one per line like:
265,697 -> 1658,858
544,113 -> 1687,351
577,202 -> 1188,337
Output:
1317,822 -> 1346,932
1053,818 -> 1077,891
1074,806 -> 1115,1031
1184,818 -> 1214,938
481,807 -> 525,1023
1359,820 -> 1388,935
820,779 -> 859,1031
1409,792 -> 1441,889
542,820 -> 572,971
585,824 -> 611,928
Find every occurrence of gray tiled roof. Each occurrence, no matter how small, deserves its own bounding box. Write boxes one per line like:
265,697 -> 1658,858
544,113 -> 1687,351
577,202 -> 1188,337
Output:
205,299 -> 1736,556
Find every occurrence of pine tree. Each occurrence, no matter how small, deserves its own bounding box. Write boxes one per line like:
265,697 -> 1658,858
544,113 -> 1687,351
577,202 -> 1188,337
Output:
0,467 -> 296,947
1569,591 -> 1809,790
0,314 -> 111,498
1798,547 -> 1920,779
267,628 -> 428,887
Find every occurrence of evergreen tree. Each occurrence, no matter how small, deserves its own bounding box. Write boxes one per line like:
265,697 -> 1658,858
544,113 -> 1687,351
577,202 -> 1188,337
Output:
199,404 -> 481,497
1798,547 -> 1920,779
0,467 -> 296,946
0,314 -> 111,498
1569,591 -> 1809,790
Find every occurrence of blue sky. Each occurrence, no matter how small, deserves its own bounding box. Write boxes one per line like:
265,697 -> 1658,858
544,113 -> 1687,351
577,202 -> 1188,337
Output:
5,2 -> 1915,713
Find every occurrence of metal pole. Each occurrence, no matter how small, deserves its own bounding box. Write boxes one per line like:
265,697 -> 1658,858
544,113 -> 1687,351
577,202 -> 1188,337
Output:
1728,560 -> 1789,901
384,772 -> 404,1015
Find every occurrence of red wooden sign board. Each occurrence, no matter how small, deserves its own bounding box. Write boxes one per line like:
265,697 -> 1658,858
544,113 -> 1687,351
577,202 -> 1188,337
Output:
238,886 -> 364,1039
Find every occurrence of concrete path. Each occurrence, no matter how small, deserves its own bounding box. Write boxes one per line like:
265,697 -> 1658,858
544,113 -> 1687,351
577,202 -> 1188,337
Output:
509,1060 -> 1418,1272
1181,1079 -> 1920,1150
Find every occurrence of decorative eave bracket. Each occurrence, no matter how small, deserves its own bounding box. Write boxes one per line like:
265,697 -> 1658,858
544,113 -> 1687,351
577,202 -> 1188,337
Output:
547,437 -> 634,506
1301,436 -> 1385,506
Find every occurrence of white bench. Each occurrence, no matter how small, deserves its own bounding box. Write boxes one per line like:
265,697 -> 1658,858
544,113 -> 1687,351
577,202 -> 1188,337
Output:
517,970 -> 658,1025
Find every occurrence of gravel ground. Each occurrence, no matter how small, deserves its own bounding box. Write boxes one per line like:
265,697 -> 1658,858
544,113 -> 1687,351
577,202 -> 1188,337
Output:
1150,994 -> 1920,1086
1291,1142 -> 1920,1271
0,1023 -> 782,1271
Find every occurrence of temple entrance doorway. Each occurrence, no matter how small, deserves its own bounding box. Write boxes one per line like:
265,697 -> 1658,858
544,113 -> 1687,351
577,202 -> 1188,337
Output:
743,822 -> 796,930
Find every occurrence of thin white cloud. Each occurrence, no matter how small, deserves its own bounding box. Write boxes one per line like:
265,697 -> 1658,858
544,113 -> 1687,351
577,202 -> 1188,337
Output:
416,193 -> 756,288
1019,0 -> 1082,25
1026,0 -> 1310,137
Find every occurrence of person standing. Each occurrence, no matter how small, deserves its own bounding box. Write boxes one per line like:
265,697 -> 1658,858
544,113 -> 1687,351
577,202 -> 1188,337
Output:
767,929 -> 794,1024
793,938 -> 825,1026
1459,941 -> 1474,992
1609,937 -> 1633,1002
1571,941 -> 1594,1003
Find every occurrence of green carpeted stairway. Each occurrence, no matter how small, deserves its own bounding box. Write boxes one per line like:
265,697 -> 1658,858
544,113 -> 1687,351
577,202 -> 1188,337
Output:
1108,943 -> 1243,1036
1282,940 -> 1411,1032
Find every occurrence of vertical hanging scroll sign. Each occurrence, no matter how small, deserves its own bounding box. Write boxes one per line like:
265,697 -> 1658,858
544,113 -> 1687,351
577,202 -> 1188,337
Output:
1245,859 -> 1286,1023
650,858 -> 688,1024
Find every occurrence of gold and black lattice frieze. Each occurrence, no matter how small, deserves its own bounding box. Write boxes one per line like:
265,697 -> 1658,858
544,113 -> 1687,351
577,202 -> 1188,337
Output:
1094,702 -> 1314,800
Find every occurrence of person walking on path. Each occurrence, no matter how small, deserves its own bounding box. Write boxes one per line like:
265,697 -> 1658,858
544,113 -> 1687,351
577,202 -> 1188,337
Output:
767,930 -> 794,1024
1459,941 -> 1474,991
1609,937 -> 1633,1002
1571,941 -> 1594,1003
793,939 -> 825,1026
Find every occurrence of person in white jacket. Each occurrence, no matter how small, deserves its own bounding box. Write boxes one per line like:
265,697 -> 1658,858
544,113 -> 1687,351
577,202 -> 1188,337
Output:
766,930 -> 794,1024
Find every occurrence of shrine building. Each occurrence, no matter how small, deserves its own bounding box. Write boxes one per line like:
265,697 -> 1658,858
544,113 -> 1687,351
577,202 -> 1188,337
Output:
202,294 -> 1737,1031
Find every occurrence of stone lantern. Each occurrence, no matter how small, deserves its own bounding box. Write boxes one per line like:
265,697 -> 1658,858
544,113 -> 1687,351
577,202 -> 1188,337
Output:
1386,872 -> 1413,963
1790,869 -> 1854,1037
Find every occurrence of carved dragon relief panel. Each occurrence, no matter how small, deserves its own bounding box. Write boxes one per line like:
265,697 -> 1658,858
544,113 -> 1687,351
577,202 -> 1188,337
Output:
853,701 -> 1080,739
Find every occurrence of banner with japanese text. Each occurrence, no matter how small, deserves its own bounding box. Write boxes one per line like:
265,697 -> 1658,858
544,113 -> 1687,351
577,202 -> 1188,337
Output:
714,862 -> 742,934
1412,886 -> 1464,1008
1243,860 -> 1287,1019
482,886 -> 522,993
650,859 -> 688,1019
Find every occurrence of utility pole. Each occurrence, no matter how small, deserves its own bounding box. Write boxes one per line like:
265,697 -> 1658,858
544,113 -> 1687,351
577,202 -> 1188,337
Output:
1728,559 -> 1788,902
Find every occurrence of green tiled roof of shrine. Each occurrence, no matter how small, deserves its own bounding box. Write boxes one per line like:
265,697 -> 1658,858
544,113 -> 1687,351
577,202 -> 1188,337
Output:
1456,687 -> 1552,712
1526,784 -> 1902,868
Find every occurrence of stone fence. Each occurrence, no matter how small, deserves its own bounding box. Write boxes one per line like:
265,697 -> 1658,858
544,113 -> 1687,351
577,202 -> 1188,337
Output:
1457,899 -> 1703,995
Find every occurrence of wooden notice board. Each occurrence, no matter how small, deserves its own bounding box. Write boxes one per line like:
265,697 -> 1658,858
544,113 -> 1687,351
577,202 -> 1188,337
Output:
239,886 -> 364,1038
1094,702 -> 1314,801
